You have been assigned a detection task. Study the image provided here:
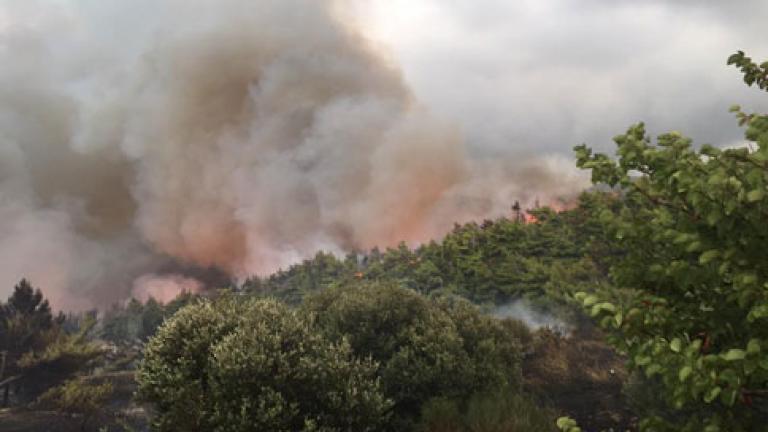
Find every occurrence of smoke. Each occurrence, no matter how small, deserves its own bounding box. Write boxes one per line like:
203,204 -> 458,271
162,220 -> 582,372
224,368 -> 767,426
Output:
132,274 -> 203,304
493,300 -> 571,334
0,0 -> 587,310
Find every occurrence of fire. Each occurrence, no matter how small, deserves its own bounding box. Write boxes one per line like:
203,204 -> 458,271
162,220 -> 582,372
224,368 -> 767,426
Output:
523,213 -> 540,224
517,197 -> 580,224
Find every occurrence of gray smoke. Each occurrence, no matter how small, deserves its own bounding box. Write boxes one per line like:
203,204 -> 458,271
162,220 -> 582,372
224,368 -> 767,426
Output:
0,0 -> 587,309
493,300 -> 570,334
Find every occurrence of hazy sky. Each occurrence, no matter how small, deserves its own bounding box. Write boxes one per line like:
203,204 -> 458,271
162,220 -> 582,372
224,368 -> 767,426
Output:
355,0 -> 768,157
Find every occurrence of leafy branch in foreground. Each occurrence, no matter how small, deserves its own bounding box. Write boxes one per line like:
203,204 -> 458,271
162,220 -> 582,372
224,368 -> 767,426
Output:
728,51 -> 768,91
564,52 -> 768,432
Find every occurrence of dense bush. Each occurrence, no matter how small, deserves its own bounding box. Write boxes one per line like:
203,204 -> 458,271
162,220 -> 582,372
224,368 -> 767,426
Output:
302,283 -> 525,429
137,296 -> 391,432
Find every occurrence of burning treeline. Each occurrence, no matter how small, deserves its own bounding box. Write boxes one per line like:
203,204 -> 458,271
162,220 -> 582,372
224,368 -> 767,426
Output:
0,0 -> 587,309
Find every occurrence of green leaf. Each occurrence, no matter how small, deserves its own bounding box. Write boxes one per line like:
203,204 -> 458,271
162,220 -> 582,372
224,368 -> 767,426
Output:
721,388 -> 739,407
747,339 -> 761,355
699,250 -> 720,265
614,311 -> 623,327
747,189 -> 765,202
759,359 -> 768,370
645,364 -> 663,377
722,349 -> 746,361
590,302 -> 616,316
635,355 -> 652,366
582,295 -> 599,307
670,338 -> 682,353
704,386 -> 722,403
679,366 -> 693,382
748,304 -> 768,322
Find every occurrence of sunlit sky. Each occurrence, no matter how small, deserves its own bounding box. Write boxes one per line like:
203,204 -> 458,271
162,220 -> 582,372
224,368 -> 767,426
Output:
354,0 -> 768,157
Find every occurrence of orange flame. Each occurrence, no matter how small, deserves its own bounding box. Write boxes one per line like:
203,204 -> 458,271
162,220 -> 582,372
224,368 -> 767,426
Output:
523,213 -> 540,224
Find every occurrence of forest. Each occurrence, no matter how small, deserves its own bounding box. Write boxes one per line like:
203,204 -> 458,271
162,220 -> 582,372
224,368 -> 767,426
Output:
0,52 -> 767,432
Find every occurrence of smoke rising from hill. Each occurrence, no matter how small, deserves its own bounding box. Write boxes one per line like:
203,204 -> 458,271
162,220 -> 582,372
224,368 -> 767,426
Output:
0,0 -> 587,309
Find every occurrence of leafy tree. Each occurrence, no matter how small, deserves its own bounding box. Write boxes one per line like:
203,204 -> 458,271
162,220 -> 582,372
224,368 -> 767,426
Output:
138,296 -> 391,432
301,283 -> 524,429
99,293 -> 197,345
139,298 -> 165,341
567,53 -> 768,431
3,279 -> 53,326
0,279 -> 54,362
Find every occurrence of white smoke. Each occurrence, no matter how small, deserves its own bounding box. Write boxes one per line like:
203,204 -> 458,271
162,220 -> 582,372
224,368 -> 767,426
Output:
0,0 -> 587,309
493,300 -> 570,334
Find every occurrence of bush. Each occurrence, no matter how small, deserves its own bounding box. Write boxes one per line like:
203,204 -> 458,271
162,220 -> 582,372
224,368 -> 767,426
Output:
17,317 -> 105,400
302,283 -> 525,429
38,378 -> 113,430
420,389 -> 557,432
137,296 -> 391,432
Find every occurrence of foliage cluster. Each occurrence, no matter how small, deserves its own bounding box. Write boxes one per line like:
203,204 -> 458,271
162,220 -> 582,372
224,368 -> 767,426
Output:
247,203 -> 614,319
38,378 -> 114,430
301,283 -> 526,429
0,279 -> 103,403
138,285 -> 529,431
0,279 -> 59,378
561,53 -> 768,431
419,388 -> 557,432
99,293 -> 196,345
138,296 -> 391,432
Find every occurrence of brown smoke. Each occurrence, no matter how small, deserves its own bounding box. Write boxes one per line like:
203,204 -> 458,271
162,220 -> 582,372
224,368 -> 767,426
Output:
0,0 -> 587,309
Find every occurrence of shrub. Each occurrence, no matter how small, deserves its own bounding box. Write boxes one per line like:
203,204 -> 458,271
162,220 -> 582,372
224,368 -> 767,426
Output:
38,378 -> 113,430
420,389 -> 557,432
302,283 -> 525,429
138,296 -> 391,432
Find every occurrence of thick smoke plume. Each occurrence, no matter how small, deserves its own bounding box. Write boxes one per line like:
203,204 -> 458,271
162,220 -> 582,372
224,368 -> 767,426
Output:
0,0 -> 587,309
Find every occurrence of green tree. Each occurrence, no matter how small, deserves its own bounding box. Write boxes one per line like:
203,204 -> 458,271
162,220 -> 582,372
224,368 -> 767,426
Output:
138,296 -> 391,432
568,53 -> 768,431
0,279 -> 54,358
17,317 -> 105,400
140,297 -> 164,340
0,279 -> 61,387
302,283 -> 524,429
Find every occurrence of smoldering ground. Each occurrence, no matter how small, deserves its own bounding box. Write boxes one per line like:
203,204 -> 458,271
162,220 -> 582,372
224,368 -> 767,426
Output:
0,0 -> 587,309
